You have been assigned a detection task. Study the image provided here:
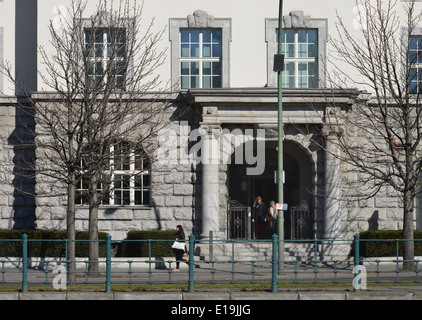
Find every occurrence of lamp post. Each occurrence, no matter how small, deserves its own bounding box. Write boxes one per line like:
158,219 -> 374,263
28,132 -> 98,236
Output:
276,0 -> 284,274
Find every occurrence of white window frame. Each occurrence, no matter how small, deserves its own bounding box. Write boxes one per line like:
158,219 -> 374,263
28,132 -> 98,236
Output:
110,143 -> 151,206
279,29 -> 318,89
169,14 -> 231,89
76,143 -> 151,207
85,28 -> 126,90
179,29 -> 222,89
266,16 -> 327,88
408,35 -> 422,94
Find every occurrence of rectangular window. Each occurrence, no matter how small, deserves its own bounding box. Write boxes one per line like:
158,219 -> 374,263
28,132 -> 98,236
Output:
409,36 -> 422,94
277,29 -> 318,89
85,28 -> 126,90
76,142 -> 151,206
180,29 -> 222,89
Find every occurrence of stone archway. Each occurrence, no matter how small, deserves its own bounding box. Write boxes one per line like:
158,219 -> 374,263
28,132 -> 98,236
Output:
227,138 -> 315,239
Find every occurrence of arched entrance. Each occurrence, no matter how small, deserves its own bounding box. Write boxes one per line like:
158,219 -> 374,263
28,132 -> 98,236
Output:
227,139 -> 314,239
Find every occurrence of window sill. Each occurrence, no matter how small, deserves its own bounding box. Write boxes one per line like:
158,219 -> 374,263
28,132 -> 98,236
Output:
76,205 -> 152,210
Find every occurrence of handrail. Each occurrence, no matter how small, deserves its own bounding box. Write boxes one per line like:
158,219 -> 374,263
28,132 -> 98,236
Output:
0,234 -> 421,292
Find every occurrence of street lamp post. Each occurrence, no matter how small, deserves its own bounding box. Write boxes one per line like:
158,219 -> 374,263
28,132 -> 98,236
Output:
277,0 -> 284,274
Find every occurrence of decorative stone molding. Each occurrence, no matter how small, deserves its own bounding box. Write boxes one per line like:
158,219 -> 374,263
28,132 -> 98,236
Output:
283,11 -> 311,28
188,10 -> 215,28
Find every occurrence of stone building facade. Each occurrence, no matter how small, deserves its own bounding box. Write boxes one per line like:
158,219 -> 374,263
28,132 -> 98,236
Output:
0,1 -> 421,257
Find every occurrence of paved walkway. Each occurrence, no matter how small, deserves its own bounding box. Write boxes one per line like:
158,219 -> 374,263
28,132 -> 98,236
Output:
1,287 -> 422,300
1,258 -> 420,284
2,256 -> 422,302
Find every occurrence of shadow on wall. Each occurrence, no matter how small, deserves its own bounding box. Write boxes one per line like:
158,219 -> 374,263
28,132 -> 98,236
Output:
7,0 -> 38,230
8,103 -> 36,230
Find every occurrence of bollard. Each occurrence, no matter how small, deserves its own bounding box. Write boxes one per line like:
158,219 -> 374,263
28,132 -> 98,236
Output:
188,234 -> 195,293
105,234 -> 112,293
271,233 -> 278,292
22,233 -> 28,292
354,233 -> 360,292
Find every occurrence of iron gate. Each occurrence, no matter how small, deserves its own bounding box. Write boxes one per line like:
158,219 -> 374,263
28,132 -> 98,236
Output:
228,200 -> 250,239
290,201 -> 313,239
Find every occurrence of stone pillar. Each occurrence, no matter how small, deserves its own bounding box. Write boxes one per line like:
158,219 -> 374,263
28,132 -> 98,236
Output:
324,132 -> 342,239
200,124 -> 221,239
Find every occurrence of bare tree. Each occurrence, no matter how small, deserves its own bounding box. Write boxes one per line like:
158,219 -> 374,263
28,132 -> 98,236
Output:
321,0 -> 422,269
1,0 -> 171,280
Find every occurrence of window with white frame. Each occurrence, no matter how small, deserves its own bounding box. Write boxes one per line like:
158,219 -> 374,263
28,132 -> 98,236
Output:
180,29 -> 222,89
76,141 -> 151,206
169,13 -> 231,89
277,29 -> 318,89
409,36 -> 422,94
85,28 -> 126,90
266,15 -> 327,88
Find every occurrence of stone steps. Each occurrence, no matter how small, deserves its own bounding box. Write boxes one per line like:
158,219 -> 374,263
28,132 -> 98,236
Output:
195,241 -> 324,262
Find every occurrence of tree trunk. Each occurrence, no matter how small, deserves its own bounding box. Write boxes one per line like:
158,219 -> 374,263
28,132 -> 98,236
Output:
403,189 -> 415,270
67,179 -> 77,284
88,173 -> 99,275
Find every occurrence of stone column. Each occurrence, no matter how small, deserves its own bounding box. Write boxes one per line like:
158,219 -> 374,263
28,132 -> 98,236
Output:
200,124 -> 221,239
324,131 -> 342,239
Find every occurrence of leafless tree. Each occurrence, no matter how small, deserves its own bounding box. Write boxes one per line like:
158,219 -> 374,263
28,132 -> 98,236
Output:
1,0 -> 171,280
321,0 -> 422,269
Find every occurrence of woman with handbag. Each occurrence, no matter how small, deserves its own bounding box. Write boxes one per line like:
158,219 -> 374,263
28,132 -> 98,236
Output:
172,225 -> 186,271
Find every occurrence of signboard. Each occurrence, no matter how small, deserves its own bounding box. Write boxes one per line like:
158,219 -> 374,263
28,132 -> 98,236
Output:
274,170 -> 285,184
276,203 -> 288,211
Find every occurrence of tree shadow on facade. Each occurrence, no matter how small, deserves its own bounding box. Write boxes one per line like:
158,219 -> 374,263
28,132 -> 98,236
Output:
8,103 -> 37,230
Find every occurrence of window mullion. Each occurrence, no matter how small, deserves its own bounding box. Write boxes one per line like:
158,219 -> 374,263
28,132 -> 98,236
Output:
110,144 -> 115,205
103,31 -> 108,85
199,31 -> 203,88
130,151 -> 135,206
294,31 -> 299,88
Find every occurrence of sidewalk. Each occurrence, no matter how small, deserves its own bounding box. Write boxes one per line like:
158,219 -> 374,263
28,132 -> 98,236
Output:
1,287 -> 422,300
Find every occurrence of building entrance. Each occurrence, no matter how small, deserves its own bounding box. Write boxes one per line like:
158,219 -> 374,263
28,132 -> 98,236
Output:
228,140 -> 314,240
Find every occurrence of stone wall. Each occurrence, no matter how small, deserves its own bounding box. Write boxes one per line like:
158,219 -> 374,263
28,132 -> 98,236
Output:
337,102 -> 412,240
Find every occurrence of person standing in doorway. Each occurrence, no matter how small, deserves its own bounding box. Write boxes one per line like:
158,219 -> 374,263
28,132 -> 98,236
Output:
268,200 -> 278,235
252,196 -> 266,239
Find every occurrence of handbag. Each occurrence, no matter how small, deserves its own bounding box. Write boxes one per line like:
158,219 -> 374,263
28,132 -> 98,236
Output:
172,241 -> 185,250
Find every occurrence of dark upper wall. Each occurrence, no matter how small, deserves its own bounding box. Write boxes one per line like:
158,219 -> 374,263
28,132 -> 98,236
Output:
15,0 -> 37,95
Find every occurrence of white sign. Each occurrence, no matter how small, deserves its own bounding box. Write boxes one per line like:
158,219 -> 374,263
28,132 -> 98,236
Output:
276,203 -> 288,211
274,171 -> 285,184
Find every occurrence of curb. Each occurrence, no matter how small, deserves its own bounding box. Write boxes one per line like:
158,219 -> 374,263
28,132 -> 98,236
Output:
1,290 -> 422,300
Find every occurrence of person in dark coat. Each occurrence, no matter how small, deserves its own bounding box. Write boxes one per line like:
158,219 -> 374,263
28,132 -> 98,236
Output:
252,196 -> 266,239
263,208 -> 274,239
173,225 -> 186,271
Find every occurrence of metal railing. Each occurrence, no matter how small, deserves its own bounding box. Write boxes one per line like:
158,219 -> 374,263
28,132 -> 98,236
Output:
1,233 -> 422,292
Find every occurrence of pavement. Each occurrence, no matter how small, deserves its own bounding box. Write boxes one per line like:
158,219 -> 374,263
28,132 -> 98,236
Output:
2,256 -> 422,301
1,287 -> 422,300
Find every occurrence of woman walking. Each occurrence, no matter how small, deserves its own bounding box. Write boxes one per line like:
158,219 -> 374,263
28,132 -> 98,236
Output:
172,225 -> 186,271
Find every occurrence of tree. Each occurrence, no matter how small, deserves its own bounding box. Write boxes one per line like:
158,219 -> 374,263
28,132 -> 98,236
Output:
322,0 -> 422,269
1,0 -> 170,280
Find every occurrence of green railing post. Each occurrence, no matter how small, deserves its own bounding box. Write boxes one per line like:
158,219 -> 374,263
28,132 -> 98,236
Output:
188,234 -> 195,293
22,233 -> 28,293
105,234 -> 112,293
354,233 -> 360,292
271,233 -> 278,292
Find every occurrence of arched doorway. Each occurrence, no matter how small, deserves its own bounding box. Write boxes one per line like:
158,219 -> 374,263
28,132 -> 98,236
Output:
228,139 -> 314,239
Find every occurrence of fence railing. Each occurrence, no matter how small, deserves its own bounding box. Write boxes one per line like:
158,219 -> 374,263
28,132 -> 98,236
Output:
1,233 -> 422,292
